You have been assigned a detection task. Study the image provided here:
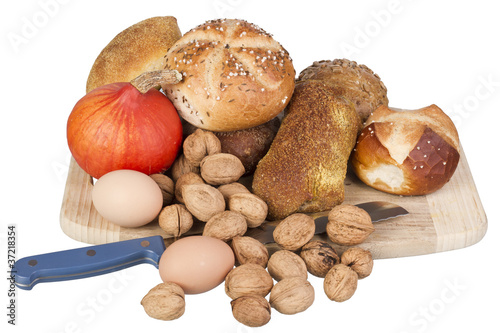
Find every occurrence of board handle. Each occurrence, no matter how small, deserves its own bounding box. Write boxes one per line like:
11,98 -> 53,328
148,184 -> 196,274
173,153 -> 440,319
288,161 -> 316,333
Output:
13,236 -> 165,290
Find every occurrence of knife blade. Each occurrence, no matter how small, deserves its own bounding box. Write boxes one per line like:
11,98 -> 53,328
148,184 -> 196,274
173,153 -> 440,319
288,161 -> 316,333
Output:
244,201 -> 409,244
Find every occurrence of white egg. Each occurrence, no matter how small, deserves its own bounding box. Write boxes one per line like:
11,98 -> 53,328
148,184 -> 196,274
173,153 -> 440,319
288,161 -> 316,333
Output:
159,236 -> 235,294
92,170 -> 163,227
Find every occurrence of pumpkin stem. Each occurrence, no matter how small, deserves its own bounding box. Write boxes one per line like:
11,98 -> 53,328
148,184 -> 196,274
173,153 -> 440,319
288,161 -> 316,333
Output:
130,70 -> 182,94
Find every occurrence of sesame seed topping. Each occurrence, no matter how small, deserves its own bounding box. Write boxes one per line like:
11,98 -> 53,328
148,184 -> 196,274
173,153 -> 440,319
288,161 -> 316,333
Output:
443,162 -> 447,165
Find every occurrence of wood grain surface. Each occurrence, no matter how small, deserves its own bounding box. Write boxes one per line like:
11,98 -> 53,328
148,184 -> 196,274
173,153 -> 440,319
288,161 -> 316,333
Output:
60,146 -> 487,259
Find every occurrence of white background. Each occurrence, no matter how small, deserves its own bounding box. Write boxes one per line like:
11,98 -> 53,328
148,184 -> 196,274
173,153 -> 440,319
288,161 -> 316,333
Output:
1,0 -> 498,332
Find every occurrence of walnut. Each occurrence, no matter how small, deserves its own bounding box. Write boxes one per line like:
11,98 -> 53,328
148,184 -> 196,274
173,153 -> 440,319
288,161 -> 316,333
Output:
300,240 -> 340,278
272,213 -> 315,251
231,295 -> 271,327
323,264 -> 358,302
182,184 -> 225,222
267,250 -> 308,282
228,192 -> 268,228
217,182 -> 250,204
326,204 -> 374,246
225,263 -> 274,300
171,154 -> 200,182
141,282 -> 185,321
149,173 -> 174,206
174,172 -> 204,204
200,153 -> 246,185
183,129 -> 221,167
158,204 -> 193,237
231,236 -> 269,268
341,247 -> 374,279
269,277 -> 315,315
203,211 -> 247,242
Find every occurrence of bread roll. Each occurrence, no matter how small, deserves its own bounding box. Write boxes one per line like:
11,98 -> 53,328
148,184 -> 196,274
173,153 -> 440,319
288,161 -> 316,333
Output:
215,117 -> 280,175
252,80 -> 361,220
351,104 -> 460,195
182,117 -> 280,175
297,59 -> 388,122
86,16 -> 182,93
162,19 -> 295,132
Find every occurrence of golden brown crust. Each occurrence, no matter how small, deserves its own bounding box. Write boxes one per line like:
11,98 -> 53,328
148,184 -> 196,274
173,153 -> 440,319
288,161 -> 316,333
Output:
162,19 -> 295,132
86,16 -> 182,93
252,80 -> 360,220
297,59 -> 388,122
351,105 -> 460,195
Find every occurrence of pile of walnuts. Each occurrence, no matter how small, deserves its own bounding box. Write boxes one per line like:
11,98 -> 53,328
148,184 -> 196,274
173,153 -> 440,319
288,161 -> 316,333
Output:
226,210 -> 374,327
143,129 -> 376,327
149,129 -> 269,240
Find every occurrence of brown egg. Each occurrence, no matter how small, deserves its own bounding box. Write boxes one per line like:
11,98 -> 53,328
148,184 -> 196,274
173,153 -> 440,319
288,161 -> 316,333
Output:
159,236 -> 235,294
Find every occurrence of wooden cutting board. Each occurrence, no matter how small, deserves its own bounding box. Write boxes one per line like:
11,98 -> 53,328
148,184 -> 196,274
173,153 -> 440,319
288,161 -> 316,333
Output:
60,146 -> 487,259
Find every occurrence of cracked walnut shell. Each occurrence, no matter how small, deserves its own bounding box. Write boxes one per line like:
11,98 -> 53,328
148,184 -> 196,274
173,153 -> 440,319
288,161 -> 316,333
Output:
326,204 -> 374,246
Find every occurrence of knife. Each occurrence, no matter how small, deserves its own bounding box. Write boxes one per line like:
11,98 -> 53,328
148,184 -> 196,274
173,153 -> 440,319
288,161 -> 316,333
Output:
13,201 -> 407,290
245,201 -> 409,244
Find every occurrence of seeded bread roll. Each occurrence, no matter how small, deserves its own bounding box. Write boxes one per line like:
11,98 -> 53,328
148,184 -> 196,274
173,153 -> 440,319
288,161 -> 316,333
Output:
297,59 -> 388,122
351,104 -> 460,195
162,19 -> 295,132
86,16 -> 182,93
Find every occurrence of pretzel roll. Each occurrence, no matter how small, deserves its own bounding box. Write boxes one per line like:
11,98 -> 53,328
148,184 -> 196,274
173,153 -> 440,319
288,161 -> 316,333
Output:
351,105 -> 460,195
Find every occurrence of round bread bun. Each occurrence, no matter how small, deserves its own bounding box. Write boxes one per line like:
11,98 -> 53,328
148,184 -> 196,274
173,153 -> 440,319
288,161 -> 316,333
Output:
86,16 -> 182,93
351,104 -> 460,196
162,19 -> 295,132
297,59 -> 388,122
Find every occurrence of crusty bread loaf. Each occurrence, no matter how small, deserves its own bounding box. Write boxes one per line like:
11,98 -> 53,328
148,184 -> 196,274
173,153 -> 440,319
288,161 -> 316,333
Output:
252,80 -> 361,220
86,16 -> 182,93
351,104 -> 460,195
297,59 -> 388,122
162,19 -> 295,132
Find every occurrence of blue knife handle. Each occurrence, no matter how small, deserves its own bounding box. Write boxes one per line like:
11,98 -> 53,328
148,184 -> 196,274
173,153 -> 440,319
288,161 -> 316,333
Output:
13,236 -> 165,290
